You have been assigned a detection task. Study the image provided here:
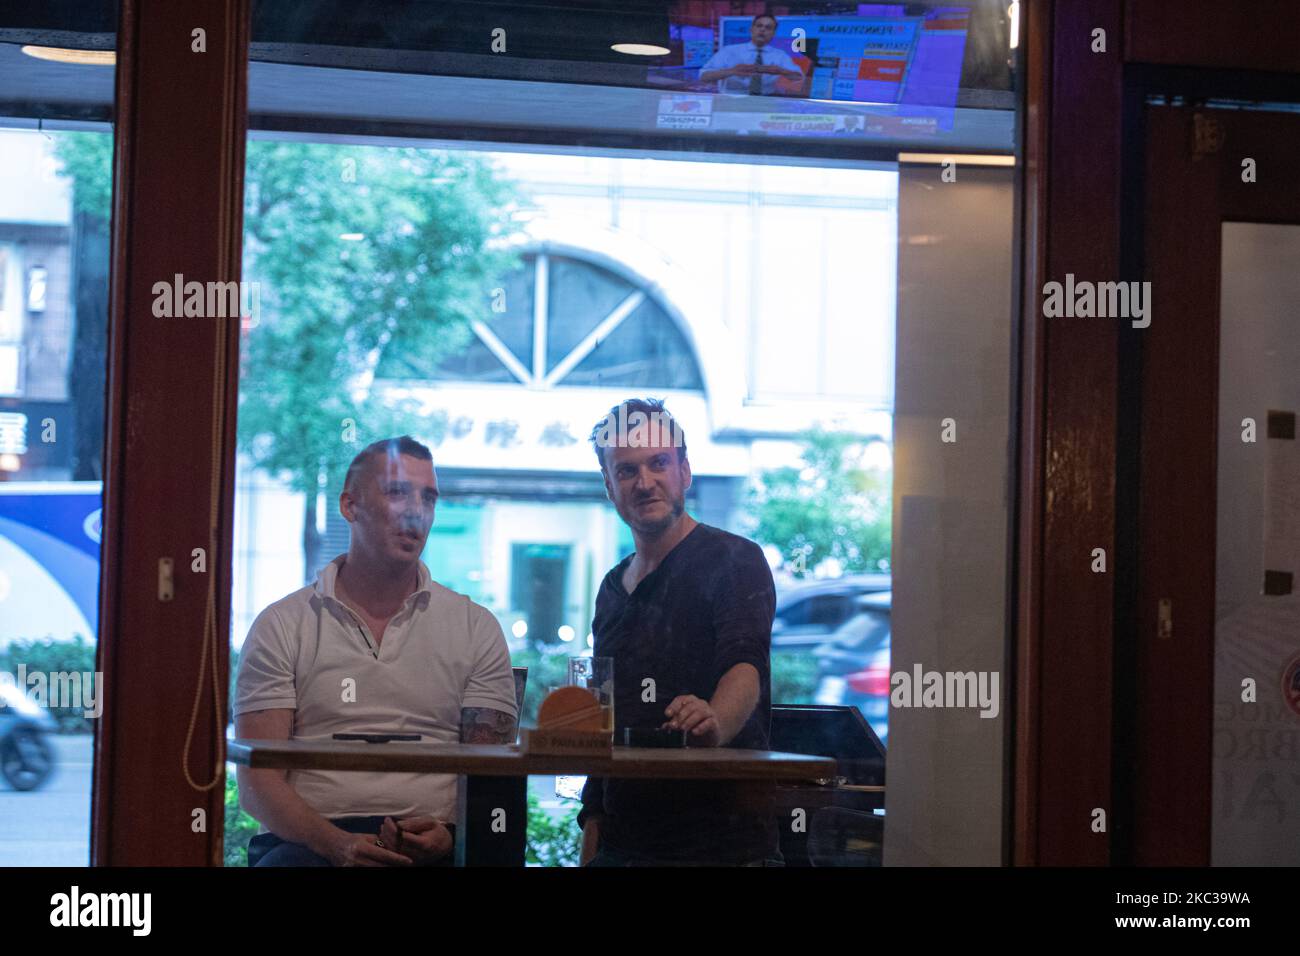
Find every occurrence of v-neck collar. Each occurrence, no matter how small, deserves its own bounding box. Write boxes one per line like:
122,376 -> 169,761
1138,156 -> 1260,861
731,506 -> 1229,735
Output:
615,523 -> 703,598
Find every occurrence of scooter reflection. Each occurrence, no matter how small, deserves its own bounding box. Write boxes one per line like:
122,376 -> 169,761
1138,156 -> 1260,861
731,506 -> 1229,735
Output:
0,681 -> 58,791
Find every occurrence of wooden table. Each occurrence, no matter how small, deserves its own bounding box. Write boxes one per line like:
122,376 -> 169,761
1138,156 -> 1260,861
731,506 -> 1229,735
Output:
229,739 -> 838,866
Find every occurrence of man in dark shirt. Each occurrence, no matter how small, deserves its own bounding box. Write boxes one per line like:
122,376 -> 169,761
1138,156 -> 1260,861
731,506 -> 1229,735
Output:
578,397 -> 780,866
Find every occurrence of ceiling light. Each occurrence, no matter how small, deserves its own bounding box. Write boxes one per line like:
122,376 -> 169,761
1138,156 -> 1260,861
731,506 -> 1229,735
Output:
21,45 -> 115,66
611,43 -> 670,56
897,152 -> 1016,166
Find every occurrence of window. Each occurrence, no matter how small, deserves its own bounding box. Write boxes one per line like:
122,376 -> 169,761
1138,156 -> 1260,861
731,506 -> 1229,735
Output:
230,0 -> 1020,868
0,243 -> 25,395
778,594 -> 855,630
381,252 -> 704,391
0,126 -> 114,865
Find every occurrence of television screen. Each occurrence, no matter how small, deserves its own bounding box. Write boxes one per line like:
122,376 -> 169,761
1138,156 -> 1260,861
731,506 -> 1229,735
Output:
649,5 -> 972,143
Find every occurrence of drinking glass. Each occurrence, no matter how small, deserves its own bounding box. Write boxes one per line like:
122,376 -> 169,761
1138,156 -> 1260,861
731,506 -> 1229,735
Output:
568,656 -> 614,736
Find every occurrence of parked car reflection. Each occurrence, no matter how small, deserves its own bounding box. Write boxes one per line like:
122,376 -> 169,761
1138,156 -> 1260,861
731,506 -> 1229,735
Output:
772,574 -> 890,649
812,590 -> 891,743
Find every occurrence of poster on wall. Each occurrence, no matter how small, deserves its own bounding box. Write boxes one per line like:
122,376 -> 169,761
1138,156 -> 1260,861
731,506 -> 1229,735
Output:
0,483 -> 101,648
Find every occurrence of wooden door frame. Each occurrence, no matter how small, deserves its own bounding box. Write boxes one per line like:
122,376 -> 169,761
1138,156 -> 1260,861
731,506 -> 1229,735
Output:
1015,0 -> 1300,865
1014,0 -> 1128,866
1130,99 -> 1300,866
91,0 -> 249,865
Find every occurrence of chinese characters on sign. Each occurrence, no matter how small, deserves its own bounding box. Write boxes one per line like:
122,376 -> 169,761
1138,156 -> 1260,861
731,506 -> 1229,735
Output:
434,414 -> 579,449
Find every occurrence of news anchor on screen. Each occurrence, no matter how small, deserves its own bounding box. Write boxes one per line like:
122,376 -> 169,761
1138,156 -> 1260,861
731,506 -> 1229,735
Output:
698,13 -> 804,96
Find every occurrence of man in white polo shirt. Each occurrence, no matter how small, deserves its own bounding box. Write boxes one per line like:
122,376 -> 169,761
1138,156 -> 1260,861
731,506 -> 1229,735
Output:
234,435 -> 518,866
698,13 -> 804,95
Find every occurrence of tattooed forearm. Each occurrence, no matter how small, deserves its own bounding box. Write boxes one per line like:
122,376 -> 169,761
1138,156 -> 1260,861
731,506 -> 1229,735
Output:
459,706 -> 518,744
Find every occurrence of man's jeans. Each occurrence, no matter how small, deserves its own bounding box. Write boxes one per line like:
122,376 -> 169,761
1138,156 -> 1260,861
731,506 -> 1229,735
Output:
247,815 -> 455,867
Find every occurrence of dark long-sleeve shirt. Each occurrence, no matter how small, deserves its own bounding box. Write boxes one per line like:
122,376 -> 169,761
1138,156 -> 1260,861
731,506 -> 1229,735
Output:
578,522 -> 778,863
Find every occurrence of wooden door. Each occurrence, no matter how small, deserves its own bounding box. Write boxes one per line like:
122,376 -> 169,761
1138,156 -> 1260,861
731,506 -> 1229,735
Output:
1134,103 -> 1300,864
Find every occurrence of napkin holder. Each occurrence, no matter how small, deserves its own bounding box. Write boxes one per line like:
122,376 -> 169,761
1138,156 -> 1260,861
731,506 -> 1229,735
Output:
520,686 -> 613,756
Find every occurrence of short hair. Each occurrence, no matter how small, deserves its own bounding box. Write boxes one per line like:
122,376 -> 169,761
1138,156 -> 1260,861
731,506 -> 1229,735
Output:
589,397 -> 687,472
343,435 -> 433,494
753,13 -> 778,28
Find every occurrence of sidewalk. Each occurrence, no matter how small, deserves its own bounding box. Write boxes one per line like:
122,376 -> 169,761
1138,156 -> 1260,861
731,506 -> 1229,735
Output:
0,733 -> 93,867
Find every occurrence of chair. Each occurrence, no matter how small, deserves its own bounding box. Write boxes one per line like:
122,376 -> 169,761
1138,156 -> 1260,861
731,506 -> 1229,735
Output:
511,666 -> 528,742
807,806 -> 884,867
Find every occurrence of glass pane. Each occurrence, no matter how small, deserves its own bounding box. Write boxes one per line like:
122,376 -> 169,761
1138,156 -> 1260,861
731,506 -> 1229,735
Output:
562,298 -> 703,389
242,1 -> 1013,154
473,254 -> 535,374
0,38 -> 116,864
1213,221 -> 1300,865
233,0 -> 1019,869
546,256 -> 635,373
429,335 -> 518,384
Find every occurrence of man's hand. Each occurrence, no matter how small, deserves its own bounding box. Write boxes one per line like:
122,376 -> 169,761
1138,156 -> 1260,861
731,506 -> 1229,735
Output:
379,816 -> 453,866
661,666 -> 760,747
662,694 -> 722,747
328,829 -> 414,867
732,62 -> 757,75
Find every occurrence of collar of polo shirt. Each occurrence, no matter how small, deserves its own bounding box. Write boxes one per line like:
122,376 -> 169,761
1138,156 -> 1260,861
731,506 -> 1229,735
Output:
313,554 -> 435,613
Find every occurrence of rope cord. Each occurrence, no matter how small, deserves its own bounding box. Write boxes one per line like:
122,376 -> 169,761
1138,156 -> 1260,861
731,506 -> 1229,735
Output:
180,317 -> 230,792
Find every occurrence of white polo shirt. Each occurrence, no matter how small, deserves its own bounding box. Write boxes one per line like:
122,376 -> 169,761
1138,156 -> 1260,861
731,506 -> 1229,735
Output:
234,555 -> 518,826
700,41 -> 800,94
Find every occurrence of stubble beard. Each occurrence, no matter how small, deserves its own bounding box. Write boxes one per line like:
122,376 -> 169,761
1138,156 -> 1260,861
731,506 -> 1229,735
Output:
628,494 -> 685,539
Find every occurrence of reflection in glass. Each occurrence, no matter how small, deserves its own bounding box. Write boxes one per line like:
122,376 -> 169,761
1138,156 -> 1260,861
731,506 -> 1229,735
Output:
0,126 -> 113,866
